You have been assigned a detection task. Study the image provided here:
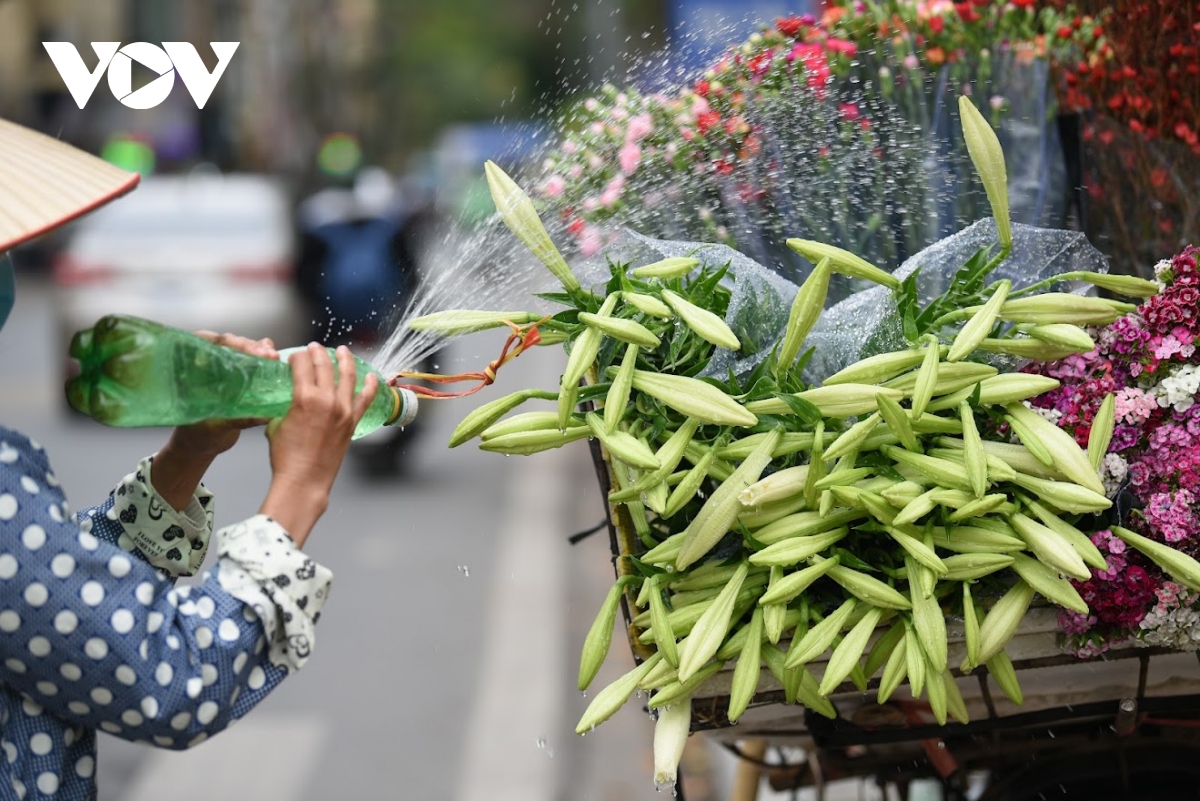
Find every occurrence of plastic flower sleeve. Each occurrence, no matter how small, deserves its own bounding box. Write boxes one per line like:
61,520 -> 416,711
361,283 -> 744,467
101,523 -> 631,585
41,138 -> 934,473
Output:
557,220 -> 1109,385
801,219 -> 1111,384
597,230 -> 799,381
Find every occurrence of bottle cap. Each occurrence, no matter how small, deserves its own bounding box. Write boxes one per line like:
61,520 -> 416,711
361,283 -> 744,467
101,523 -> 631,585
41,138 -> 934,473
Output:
386,386 -> 419,428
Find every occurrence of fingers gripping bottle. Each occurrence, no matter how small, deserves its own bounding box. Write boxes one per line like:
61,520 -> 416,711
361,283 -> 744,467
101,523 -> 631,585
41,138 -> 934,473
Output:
66,314 -> 418,438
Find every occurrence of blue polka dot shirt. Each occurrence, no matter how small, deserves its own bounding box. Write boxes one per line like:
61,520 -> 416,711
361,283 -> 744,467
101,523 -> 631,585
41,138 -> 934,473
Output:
0,427 -> 333,800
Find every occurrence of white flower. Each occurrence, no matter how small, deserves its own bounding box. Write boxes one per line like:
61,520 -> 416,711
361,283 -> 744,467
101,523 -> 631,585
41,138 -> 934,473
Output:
1101,453 -> 1129,497
1154,258 -> 1173,290
1023,401 -> 1063,424
1140,585 -> 1200,651
1153,364 -> 1200,413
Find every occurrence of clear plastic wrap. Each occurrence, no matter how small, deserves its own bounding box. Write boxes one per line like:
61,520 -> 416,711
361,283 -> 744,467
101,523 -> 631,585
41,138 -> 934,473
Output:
803,219 -> 1110,383
599,219 -> 1110,385
594,230 -> 799,380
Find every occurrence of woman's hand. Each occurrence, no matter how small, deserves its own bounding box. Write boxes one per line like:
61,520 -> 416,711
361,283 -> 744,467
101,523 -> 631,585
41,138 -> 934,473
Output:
167,332 -> 280,457
153,332 -> 278,511
259,343 -> 378,546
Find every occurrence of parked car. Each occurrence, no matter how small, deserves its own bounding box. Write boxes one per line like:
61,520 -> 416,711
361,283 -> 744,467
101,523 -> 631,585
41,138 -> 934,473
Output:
52,173 -> 304,371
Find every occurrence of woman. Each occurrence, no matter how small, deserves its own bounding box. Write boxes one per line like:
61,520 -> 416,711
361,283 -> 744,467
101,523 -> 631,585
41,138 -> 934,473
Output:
0,118 -> 377,798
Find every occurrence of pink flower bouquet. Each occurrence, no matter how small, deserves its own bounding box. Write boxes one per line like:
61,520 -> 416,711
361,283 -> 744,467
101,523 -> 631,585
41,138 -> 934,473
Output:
1025,245 -> 1200,654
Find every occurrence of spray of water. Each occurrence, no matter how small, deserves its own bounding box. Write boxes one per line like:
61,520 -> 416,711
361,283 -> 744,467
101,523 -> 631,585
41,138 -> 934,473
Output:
361,13 -> 775,379
365,7 -> 1064,383
370,211 -> 564,378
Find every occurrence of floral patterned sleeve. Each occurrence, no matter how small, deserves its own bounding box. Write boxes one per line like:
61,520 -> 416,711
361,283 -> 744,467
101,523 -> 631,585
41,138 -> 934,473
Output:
0,429 -> 332,749
74,455 -> 216,578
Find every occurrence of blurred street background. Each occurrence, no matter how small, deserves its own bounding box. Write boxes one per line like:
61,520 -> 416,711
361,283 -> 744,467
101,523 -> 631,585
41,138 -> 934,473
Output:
0,0 -> 898,799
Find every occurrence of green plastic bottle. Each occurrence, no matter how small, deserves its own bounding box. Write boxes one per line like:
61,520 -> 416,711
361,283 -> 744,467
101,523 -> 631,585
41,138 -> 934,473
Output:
66,314 -> 418,439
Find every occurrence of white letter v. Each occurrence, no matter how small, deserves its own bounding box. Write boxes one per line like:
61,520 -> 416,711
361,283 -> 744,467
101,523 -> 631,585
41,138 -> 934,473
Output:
42,43 -> 120,109
164,42 -> 239,109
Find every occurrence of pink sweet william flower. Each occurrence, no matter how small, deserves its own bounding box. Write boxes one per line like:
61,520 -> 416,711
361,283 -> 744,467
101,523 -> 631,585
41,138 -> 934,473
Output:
1152,328 -> 1198,361
626,113 -> 654,142
599,175 -> 625,208
1114,386 -> 1158,425
579,225 -> 603,257
542,175 -> 566,198
618,142 -> 642,175
825,38 -> 858,57
1145,490 -> 1199,544
789,43 -> 831,92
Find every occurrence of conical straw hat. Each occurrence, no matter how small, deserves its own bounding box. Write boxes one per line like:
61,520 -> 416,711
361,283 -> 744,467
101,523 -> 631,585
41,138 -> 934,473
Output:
0,117 -> 139,252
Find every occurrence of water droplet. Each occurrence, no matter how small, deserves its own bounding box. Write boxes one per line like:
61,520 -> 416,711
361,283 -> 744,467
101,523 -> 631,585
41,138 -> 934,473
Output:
457,565 -> 470,578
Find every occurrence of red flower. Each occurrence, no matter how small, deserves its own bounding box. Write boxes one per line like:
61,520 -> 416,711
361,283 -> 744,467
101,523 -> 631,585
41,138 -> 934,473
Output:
1057,25 -> 1073,38
748,52 -> 772,76
776,16 -> 804,37
1011,0 -> 1035,7
954,2 -> 980,23
825,38 -> 858,57
694,79 -> 710,97
790,43 -> 831,92
696,111 -> 720,135
930,15 -> 945,34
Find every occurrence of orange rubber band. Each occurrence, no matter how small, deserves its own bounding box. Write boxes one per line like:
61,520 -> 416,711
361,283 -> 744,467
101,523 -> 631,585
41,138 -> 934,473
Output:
389,315 -> 552,399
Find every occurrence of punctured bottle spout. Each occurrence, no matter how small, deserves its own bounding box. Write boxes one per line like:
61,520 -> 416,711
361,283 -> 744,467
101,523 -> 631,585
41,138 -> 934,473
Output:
386,386 -> 419,428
